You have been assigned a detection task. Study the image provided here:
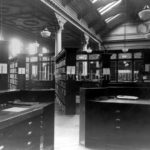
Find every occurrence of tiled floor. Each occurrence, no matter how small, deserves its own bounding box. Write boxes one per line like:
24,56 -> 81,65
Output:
54,105 -> 93,150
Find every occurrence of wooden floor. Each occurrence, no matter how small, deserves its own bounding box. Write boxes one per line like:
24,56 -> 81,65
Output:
54,104 -> 96,150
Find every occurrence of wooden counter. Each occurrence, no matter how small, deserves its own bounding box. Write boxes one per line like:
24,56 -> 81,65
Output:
0,102 -> 54,150
0,102 -> 51,129
80,87 -> 150,150
0,89 -> 55,150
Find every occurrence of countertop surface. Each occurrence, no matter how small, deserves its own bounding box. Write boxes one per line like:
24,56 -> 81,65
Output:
0,102 -> 53,130
89,98 -> 150,105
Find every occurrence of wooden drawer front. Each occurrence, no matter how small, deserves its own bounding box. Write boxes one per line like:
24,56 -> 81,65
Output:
0,115 -> 42,150
86,102 -> 116,147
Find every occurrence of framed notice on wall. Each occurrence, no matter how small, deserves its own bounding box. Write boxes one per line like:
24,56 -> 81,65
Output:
145,64 -> 150,72
67,66 -> 75,75
0,63 -> 7,74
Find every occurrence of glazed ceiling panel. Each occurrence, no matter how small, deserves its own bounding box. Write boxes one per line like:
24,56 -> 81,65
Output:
1,0 -> 150,46
89,0 -> 150,37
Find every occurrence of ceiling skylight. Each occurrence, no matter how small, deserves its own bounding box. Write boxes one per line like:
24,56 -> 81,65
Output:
98,0 -> 122,15
91,0 -> 98,4
105,13 -> 121,23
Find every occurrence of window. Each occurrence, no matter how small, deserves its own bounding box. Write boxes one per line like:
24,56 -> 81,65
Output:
76,61 -> 88,80
118,60 -> 132,82
31,64 -> 38,80
110,52 -> 143,82
89,61 -> 100,80
39,62 -> 50,80
0,63 -> 7,74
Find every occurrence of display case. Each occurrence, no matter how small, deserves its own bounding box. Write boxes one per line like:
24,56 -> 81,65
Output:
76,51 -> 111,88
9,54 -> 26,89
76,52 -> 101,82
9,53 -> 54,90
109,50 -> 144,83
25,53 -> 54,89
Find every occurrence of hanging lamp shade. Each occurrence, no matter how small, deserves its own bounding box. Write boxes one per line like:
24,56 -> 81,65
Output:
41,28 -> 51,38
138,5 -> 150,21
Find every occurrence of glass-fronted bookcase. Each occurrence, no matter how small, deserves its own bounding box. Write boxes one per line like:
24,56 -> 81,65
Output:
109,50 -> 150,83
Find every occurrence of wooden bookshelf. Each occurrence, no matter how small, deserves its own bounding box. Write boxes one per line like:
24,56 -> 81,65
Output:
55,48 -> 76,115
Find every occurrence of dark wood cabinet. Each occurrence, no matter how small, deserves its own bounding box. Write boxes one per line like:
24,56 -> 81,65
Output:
9,54 -> 55,90
0,89 -> 55,150
55,48 -> 76,114
86,101 -> 150,149
80,87 -> 150,150
9,54 -> 26,89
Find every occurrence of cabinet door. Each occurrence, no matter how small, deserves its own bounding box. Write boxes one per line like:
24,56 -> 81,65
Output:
119,104 -> 150,149
86,102 -> 116,148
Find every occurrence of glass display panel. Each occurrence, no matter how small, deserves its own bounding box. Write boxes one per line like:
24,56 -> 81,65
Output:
42,57 -> 50,61
110,54 -> 117,60
26,57 -> 30,62
118,53 -> 132,59
30,57 -> 38,62
76,61 -> 87,80
31,64 -> 38,80
89,54 -> 100,60
18,68 -> 25,74
134,52 -> 142,59
76,55 -> 87,60
118,60 -> 132,82
89,61 -> 100,80
39,62 -> 50,80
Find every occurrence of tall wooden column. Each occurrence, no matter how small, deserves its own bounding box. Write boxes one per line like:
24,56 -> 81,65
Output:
55,14 -> 67,56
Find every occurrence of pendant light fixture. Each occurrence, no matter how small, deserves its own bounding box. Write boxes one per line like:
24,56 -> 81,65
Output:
41,27 -> 51,38
138,5 -> 150,21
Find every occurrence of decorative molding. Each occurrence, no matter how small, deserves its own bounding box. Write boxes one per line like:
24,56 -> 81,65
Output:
55,13 -> 67,30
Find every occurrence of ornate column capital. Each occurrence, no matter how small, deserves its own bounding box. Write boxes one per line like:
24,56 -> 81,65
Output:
55,13 -> 67,30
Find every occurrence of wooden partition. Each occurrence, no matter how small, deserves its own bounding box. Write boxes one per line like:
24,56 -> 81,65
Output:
80,87 -> 150,149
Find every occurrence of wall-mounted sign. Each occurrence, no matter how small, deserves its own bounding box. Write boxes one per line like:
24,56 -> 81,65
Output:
0,63 -> 7,74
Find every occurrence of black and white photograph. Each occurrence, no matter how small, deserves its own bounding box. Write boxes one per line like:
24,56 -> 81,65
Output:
0,0 -> 150,149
